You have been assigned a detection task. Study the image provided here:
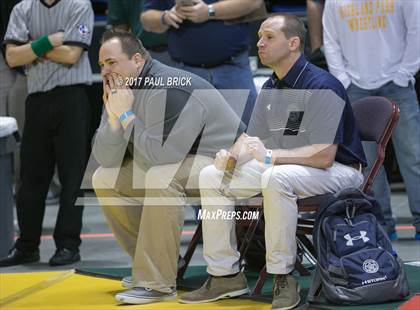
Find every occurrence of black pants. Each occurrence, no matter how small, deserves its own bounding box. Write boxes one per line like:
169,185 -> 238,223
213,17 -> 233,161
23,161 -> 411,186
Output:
15,85 -> 89,252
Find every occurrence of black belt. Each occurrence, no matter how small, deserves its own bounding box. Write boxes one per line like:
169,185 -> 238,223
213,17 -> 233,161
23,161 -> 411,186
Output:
146,45 -> 168,53
178,49 -> 247,69
181,59 -> 234,69
347,162 -> 363,172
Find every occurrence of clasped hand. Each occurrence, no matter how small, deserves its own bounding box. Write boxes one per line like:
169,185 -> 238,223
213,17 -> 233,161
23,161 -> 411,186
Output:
102,73 -> 134,122
166,0 -> 210,27
214,134 -> 268,171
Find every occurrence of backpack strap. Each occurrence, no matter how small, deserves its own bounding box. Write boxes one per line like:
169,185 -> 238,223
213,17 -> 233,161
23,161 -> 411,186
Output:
307,269 -> 327,304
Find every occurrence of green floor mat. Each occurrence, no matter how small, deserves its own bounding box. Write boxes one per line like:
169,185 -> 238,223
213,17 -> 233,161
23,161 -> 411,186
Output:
76,264 -> 420,309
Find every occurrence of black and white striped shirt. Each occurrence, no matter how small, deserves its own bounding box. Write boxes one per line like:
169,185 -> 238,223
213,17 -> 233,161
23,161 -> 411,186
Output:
4,0 -> 93,94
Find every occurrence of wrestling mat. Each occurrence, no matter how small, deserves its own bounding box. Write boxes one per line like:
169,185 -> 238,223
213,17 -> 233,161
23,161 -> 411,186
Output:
1,264 -> 419,309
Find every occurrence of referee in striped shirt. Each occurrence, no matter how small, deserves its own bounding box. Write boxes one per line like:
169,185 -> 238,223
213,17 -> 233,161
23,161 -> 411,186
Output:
0,0 -> 93,267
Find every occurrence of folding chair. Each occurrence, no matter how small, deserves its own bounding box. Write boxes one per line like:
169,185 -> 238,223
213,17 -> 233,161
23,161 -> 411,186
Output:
251,96 -> 400,294
178,97 -> 400,295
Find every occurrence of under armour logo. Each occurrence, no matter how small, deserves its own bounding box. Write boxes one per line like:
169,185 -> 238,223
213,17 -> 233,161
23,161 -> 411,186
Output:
344,231 -> 370,246
267,104 -> 271,111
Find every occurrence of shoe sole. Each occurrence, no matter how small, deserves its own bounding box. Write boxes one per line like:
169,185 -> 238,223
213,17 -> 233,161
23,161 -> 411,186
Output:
49,256 -> 81,266
0,257 -> 40,267
115,293 -> 177,304
179,287 -> 250,304
271,285 -> 301,310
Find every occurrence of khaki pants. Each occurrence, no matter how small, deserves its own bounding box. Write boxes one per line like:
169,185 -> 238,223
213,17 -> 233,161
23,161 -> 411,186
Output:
92,155 -> 212,292
200,160 -> 364,276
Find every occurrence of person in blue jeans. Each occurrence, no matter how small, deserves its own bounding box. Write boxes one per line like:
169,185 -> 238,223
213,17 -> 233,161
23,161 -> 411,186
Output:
140,0 -> 261,125
346,82 -> 420,240
323,0 -> 420,240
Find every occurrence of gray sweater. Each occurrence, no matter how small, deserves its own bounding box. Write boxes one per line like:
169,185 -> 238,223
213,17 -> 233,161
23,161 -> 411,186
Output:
93,59 -> 245,168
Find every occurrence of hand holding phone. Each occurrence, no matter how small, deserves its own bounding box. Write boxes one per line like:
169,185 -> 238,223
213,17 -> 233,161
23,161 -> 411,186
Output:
176,0 -> 195,6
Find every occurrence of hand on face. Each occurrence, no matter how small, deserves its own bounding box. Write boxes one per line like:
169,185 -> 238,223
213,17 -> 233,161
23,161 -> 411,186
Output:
102,78 -> 118,123
177,0 -> 209,24
104,73 -> 134,119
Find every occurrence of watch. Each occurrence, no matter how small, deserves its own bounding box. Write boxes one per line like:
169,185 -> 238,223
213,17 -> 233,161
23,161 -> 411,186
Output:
208,4 -> 216,19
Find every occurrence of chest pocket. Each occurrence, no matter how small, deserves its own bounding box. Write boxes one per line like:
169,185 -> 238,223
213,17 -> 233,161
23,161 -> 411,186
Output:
263,89 -> 312,149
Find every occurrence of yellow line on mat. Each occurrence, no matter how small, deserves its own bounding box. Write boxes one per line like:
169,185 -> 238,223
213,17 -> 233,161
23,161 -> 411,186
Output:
0,269 -> 75,307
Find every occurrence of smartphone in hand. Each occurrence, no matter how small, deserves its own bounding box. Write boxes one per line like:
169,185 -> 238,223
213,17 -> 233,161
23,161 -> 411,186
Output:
176,0 -> 195,6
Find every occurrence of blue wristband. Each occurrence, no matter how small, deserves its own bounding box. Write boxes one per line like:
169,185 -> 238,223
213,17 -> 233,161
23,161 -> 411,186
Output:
264,149 -> 273,165
119,110 -> 134,123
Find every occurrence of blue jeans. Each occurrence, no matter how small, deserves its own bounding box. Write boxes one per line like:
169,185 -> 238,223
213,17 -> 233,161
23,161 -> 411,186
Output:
347,82 -> 420,233
174,51 -> 257,126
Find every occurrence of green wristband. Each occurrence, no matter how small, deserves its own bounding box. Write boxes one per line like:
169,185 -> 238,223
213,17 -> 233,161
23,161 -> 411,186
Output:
31,35 -> 54,57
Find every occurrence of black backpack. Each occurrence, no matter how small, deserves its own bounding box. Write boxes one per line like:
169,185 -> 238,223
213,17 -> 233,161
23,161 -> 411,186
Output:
308,188 -> 409,305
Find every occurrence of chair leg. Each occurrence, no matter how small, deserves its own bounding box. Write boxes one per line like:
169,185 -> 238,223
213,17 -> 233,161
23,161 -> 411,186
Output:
252,265 -> 267,295
294,260 -> 310,276
294,237 -> 314,276
178,221 -> 202,279
238,209 -> 264,266
296,234 -> 317,258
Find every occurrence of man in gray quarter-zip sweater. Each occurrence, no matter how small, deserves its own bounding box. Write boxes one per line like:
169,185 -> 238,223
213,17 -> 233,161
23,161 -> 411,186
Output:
92,30 -> 245,305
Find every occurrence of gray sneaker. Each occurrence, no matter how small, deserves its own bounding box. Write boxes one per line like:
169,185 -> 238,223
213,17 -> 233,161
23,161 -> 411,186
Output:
179,272 -> 249,304
272,274 -> 300,310
121,256 -> 186,288
115,287 -> 176,304
121,276 -> 133,288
